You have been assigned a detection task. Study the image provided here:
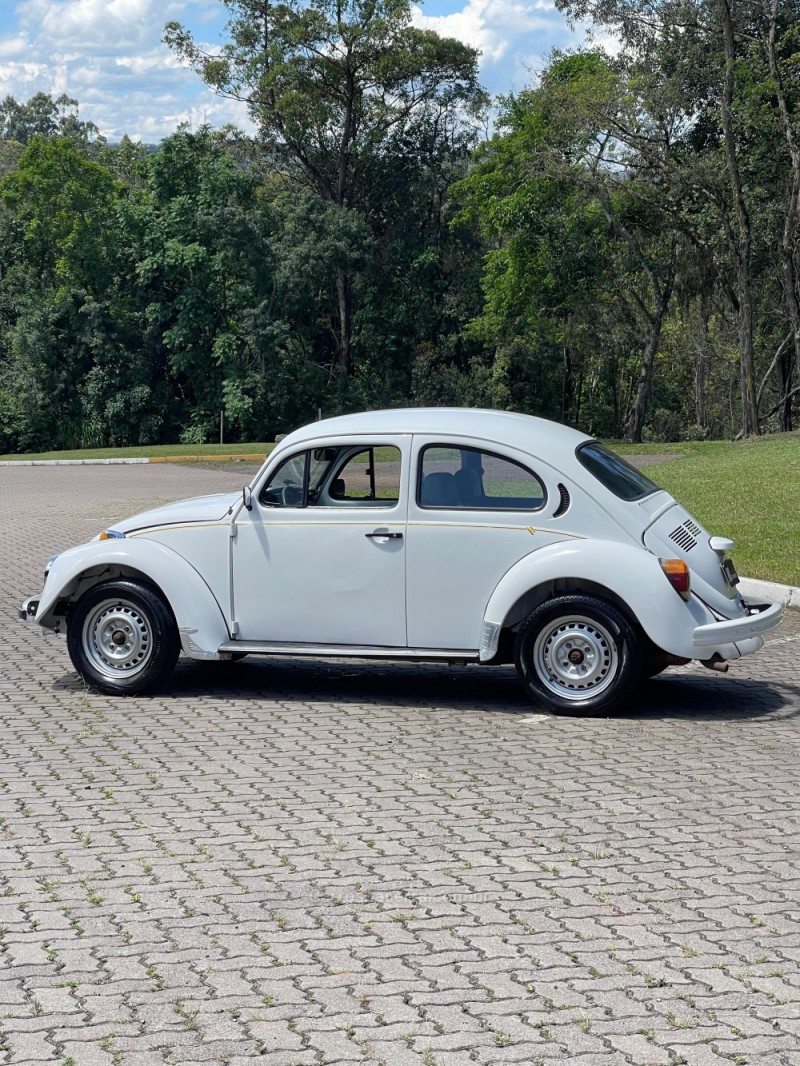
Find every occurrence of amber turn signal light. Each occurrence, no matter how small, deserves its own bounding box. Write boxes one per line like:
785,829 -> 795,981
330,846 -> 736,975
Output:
660,558 -> 691,600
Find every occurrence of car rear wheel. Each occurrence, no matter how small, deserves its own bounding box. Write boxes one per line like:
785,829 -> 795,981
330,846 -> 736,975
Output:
67,580 -> 180,695
514,594 -> 641,714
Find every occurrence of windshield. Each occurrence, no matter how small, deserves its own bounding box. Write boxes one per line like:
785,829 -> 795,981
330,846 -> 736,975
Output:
576,442 -> 660,501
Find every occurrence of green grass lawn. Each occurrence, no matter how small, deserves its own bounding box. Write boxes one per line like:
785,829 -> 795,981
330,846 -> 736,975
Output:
2,432 -> 798,585
0,442 -> 274,461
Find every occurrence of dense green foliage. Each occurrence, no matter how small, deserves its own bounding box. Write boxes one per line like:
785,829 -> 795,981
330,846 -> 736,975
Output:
1,0 -> 799,450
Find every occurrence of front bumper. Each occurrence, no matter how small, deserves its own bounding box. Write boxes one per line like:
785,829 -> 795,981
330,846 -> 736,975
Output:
692,598 -> 782,653
18,597 -> 40,621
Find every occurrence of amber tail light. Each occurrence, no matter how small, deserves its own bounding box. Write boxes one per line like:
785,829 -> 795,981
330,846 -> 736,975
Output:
660,558 -> 691,600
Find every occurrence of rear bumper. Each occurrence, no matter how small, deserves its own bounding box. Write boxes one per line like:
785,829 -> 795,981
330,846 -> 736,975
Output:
18,597 -> 40,621
692,599 -> 782,653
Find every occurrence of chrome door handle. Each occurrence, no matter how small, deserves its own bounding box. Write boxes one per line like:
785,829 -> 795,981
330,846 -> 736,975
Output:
365,531 -> 403,539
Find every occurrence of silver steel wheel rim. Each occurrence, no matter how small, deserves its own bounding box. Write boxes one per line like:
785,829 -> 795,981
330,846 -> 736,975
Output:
82,598 -> 152,680
532,614 -> 619,702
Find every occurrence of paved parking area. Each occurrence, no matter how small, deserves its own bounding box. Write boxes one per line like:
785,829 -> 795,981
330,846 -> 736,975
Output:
2,463 -> 800,1066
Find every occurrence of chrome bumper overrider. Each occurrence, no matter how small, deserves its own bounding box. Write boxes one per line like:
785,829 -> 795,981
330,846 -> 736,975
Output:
692,599 -> 782,648
18,597 -> 39,621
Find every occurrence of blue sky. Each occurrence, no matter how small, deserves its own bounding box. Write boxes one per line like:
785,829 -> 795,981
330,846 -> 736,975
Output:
0,0 -> 599,142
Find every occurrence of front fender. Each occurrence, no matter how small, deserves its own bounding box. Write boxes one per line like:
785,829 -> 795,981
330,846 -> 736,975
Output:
36,539 -> 230,660
481,540 -> 713,661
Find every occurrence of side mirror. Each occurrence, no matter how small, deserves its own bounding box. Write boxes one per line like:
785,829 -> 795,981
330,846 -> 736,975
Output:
243,485 -> 253,511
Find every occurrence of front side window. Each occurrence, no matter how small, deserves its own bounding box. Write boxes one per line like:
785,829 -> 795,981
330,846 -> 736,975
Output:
259,448 -> 337,507
329,447 -> 401,503
576,442 -> 659,501
418,445 -> 546,510
259,445 -> 401,507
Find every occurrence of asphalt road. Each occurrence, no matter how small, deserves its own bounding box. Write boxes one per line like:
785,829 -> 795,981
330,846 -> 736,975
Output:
2,463 -> 800,1066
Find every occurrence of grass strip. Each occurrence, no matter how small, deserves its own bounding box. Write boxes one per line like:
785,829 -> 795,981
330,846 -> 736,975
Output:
0,443 -> 274,461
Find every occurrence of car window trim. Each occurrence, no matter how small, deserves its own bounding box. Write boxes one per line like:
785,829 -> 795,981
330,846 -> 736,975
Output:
416,442 -> 548,512
575,441 -> 660,502
260,442 -> 404,509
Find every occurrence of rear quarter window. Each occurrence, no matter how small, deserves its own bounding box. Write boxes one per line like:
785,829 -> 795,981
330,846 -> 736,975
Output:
576,442 -> 660,501
419,445 -> 546,510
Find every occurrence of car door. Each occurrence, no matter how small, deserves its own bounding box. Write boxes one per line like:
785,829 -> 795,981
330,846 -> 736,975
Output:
405,437 -> 556,650
231,435 -> 409,646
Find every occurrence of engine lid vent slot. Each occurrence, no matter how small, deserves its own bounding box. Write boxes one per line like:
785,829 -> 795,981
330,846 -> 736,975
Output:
669,520 -> 698,552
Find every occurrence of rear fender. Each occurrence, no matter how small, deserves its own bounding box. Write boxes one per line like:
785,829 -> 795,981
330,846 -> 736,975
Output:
36,539 -> 229,660
480,540 -> 712,661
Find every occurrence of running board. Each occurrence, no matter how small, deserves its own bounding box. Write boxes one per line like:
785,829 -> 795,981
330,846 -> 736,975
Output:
217,640 -> 479,662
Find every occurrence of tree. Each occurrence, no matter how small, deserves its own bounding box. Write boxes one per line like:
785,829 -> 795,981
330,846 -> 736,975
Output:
164,0 -> 484,375
0,137 -> 126,448
761,0 -> 800,429
453,53 -> 685,439
553,0 -> 800,436
125,127 -> 284,440
0,92 -> 102,147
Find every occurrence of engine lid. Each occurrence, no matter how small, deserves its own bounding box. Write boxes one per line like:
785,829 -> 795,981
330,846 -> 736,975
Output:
642,501 -> 745,618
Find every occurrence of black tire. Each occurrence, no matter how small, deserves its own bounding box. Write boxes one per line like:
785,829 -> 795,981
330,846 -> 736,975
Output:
641,661 -> 670,680
67,580 -> 180,695
514,594 -> 642,715
640,651 -> 690,681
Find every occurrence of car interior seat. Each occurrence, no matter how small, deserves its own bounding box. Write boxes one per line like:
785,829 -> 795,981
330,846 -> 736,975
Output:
454,467 -> 484,507
420,471 -> 459,507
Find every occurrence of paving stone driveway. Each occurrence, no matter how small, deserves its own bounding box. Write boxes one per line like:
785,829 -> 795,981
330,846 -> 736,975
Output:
2,463 -> 800,1066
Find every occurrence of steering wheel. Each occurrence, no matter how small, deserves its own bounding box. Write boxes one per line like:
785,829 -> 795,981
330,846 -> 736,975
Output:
280,484 -> 303,506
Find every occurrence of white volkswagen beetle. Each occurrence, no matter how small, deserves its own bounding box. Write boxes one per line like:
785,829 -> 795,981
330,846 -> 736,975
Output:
19,408 -> 781,713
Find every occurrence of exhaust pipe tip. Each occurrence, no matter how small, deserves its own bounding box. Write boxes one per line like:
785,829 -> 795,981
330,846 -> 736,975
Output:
700,654 -> 729,674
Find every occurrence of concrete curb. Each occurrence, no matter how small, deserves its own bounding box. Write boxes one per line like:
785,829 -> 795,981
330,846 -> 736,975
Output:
0,457 -> 150,466
738,576 -> 800,611
0,454 -> 266,467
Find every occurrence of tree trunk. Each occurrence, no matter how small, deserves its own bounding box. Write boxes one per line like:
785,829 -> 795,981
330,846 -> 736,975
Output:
696,293 -> 709,432
779,344 -> 793,430
623,301 -> 667,443
719,0 -> 759,436
734,255 -> 759,435
621,246 -> 676,443
562,338 -> 573,423
766,0 -> 799,431
336,268 -> 353,375
779,221 -> 799,430
597,193 -> 676,443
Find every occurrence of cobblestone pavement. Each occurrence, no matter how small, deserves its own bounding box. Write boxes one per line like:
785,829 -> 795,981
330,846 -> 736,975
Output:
2,463 -> 800,1066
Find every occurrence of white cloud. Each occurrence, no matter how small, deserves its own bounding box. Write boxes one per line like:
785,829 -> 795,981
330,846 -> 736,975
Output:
0,34 -> 30,59
1,0 -> 252,141
412,0 -> 613,95
413,0 -> 563,67
18,0 -> 186,52
0,61 -> 52,99
0,0 -> 610,140
115,49 -> 185,76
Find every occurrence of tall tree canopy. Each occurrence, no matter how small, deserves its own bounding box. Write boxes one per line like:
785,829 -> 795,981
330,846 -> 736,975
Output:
0,92 -> 101,147
165,0 -> 485,374
0,137 -> 124,449
3,8 -> 800,457
552,0 -> 800,433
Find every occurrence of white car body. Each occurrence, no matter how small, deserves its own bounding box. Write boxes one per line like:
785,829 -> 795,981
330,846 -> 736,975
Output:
20,408 -> 782,712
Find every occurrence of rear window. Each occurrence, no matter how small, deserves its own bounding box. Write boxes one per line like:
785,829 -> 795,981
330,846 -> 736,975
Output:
576,442 -> 660,501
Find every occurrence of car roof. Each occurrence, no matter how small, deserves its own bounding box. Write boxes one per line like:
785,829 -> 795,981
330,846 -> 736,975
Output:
281,408 -> 592,461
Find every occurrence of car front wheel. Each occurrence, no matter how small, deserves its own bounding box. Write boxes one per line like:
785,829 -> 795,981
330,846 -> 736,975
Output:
514,594 -> 641,714
67,580 -> 180,695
